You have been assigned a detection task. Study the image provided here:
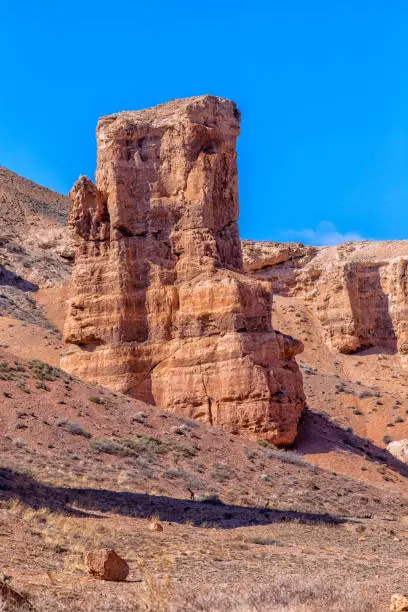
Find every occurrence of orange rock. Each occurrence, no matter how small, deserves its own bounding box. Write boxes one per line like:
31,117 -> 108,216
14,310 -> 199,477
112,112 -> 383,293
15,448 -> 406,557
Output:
84,549 -> 129,581
62,95 -> 305,445
390,594 -> 408,611
149,520 -> 163,532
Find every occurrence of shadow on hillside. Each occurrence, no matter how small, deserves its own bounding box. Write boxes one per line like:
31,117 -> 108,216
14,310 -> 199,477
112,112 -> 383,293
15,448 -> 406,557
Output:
0,265 -> 38,292
0,467 -> 346,528
297,408 -> 408,478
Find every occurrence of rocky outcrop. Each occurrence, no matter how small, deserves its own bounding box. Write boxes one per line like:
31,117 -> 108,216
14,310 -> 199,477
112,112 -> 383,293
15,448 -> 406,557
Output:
242,240 -> 317,295
387,440 -> 408,464
243,240 -> 408,355
62,95 -> 305,445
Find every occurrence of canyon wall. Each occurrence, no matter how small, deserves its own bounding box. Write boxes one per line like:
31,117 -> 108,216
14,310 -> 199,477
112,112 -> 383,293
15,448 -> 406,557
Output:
243,240 -> 408,355
62,96 -> 305,445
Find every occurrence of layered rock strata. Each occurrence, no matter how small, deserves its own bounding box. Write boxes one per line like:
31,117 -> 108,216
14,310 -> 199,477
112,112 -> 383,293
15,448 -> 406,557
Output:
62,96 -> 305,444
243,239 -> 408,355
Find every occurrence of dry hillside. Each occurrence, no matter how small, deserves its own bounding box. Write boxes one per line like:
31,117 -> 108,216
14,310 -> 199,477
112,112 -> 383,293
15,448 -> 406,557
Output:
0,169 -> 408,610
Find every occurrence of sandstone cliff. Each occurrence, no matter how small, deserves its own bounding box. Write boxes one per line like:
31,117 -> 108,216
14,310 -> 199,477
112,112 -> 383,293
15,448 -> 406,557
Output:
62,95 -> 305,445
243,239 -> 408,356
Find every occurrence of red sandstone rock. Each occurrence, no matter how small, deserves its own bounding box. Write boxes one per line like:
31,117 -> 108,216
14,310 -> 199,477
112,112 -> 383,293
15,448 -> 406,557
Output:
149,520 -> 164,532
390,594 -> 408,612
84,549 -> 129,581
62,95 -> 305,445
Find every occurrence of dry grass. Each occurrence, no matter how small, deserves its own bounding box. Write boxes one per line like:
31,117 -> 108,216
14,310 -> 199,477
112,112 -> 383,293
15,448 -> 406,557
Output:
0,572 -> 392,611
181,576 -> 384,611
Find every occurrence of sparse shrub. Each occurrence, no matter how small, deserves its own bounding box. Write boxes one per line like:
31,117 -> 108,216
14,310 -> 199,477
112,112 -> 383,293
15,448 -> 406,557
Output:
133,417 -> 145,424
13,438 -> 26,448
246,450 -> 258,460
383,435 -> 392,444
353,409 -> 362,416
57,418 -> 91,438
36,381 -> 50,391
251,537 -> 279,546
359,391 -> 375,399
124,435 -> 166,454
91,434 -> 168,456
164,467 -> 186,479
265,448 -> 305,466
395,416 -> 404,423
18,383 -> 30,394
211,463 -> 232,483
256,439 -> 270,448
0,360 -> 26,381
65,422 -> 92,438
170,424 -> 188,435
175,444 -> 198,458
90,439 -> 124,454
28,359 -> 62,381
199,494 -> 223,505
88,395 -> 106,405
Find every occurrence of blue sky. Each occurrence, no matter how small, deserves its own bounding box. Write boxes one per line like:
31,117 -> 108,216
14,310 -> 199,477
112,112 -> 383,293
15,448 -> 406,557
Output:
1,1 -> 407,245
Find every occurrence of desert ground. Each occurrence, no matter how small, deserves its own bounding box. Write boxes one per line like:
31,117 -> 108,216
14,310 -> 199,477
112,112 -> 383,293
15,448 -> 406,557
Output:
1,165 -> 408,611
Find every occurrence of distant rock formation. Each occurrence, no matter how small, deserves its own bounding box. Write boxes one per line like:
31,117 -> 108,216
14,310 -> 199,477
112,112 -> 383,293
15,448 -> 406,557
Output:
243,239 -> 408,356
0,167 -> 73,328
62,95 -> 305,445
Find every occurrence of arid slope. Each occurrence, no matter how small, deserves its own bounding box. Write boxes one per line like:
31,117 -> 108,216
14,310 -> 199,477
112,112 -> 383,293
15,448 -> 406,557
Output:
1,170 -> 408,610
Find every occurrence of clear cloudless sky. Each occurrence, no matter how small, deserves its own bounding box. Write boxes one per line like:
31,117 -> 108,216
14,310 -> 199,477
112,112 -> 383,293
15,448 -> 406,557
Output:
1,0 -> 408,244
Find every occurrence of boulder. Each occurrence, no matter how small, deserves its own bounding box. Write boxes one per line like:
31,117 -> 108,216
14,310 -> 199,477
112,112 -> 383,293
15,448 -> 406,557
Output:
391,594 -> 408,611
149,520 -> 163,532
84,549 -> 129,581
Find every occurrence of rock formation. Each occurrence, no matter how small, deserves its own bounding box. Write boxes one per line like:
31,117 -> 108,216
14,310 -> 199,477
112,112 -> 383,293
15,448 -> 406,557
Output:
243,239 -> 408,356
0,167 -> 73,329
62,95 -> 305,445
390,594 -> 408,612
387,440 -> 408,464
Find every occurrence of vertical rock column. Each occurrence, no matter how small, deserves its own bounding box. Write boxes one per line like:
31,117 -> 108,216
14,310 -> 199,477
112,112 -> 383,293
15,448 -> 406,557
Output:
62,95 -> 305,445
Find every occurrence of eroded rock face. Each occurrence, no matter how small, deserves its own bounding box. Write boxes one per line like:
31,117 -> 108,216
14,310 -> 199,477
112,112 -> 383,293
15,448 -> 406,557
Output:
242,240 -> 408,356
62,95 -> 305,445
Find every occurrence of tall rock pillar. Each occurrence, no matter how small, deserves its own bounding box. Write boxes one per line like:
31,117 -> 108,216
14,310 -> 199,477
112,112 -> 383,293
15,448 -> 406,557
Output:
62,95 -> 305,445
